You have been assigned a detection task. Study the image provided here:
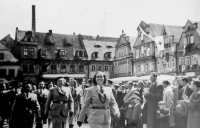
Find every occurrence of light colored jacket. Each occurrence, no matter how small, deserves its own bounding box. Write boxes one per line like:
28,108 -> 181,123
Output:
78,85 -> 120,124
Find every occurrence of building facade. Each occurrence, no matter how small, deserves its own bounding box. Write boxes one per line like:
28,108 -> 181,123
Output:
0,35 -> 19,85
15,29 -> 87,83
80,35 -> 118,79
114,32 -> 136,77
155,25 -> 182,75
132,21 -> 163,76
177,20 -> 200,77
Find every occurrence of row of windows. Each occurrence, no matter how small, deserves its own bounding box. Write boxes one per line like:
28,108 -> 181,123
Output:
183,35 -> 194,45
116,48 -> 127,58
91,65 -> 113,72
157,59 -> 176,70
179,54 -> 199,66
0,69 -> 15,78
134,63 -> 153,73
42,65 -> 84,73
135,45 -> 150,59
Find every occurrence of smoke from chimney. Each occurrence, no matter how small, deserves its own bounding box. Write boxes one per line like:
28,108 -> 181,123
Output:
32,5 -> 36,32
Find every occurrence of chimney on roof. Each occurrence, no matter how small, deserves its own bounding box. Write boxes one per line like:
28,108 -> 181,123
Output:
73,32 -> 75,35
16,27 -> 18,30
32,5 -> 36,32
122,30 -> 124,34
49,30 -> 52,34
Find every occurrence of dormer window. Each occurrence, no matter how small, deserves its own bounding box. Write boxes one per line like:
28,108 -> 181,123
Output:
94,45 -> 102,48
79,50 -> 84,57
60,49 -> 65,57
105,52 -> 111,59
188,27 -> 190,31
41,49 -> 47,57
92,52 -> 98,59
106,45 -> 113,49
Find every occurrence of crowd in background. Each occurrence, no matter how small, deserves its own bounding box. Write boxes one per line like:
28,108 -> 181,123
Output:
0,72 -> 200,128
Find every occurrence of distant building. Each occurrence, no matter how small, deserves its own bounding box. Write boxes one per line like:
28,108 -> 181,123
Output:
80,35 -> 118,79
15,29 -> 87,83
114,31 -> 136,77
177,20 -> 200,77
0,35 -> 19,85
155,25 -> 183,75
133,21 -> 163,76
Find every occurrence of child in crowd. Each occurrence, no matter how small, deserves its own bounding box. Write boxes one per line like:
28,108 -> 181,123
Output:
156,101 -> 170,128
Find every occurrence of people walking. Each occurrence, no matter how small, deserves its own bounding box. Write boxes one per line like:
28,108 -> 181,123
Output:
10,81 -> 41,128
45,77 -> 74,128
77,71 -> 120,128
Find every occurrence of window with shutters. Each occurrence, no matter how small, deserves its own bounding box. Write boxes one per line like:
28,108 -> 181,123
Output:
190,35 -> 194,44
91,65 -> 96,71
0,69 -> 6,78
29,65 -> 34,73
79,65 -> 84,72
23,65 -> 28,73
146,63 -> 149,71
42,65 -> 47,72
194,55 -> 198,64
171,59 -> 175,68
0,53 -> 4,60
29,48 -> 34,57
179,57 -> 184,65
185,56 -> 190,66
70,65 -> 75,73
98,66 -> 102,71
136,49 -> 139,59
23,48 -> 28,56
79,51 -> 84,57
104,65 -> 108,71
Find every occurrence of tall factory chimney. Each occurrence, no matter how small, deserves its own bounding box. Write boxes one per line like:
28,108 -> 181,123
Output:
32,5 -> 36,32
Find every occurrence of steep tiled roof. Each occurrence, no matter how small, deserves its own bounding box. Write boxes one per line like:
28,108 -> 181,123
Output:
134,22 -> 163,47
81,35 -> 118,61
0,43 -> 18,62
16,30 -> 84,60
0,34 -> 14,49
164,25 -> 183,42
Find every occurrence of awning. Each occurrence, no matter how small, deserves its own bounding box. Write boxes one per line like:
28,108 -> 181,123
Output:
42,74 -> 85,79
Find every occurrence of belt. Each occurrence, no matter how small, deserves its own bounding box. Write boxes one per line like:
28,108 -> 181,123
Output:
53,101 -> 68,104
91,106 -> 110,109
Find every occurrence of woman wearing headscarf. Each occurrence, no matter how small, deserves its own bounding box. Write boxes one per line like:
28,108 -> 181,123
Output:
45,77 -> 74,128
10,81 -> 41,128
77,71 -> 120,128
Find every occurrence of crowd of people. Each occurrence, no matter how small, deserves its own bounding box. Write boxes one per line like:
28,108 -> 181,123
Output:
0,71 -> 200,128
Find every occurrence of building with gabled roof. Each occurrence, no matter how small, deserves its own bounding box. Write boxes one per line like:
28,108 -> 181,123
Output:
133,21 -> 163,76
155,25 -> 183,75
177,20 -> 200,77
113,31 -> 136,78
80,34 -> 118,79
14,28 -> 87,83
0,36 -> 20,85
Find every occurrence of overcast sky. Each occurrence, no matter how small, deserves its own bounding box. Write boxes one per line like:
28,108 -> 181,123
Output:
0,0 -> 200,39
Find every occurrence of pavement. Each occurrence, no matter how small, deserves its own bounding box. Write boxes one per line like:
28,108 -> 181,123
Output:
3,122 -> 90,128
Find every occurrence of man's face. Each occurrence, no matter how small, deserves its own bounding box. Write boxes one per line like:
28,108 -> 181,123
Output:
181,80 -> 186,86
25,84 -> 32,93
150,74 -> 156,82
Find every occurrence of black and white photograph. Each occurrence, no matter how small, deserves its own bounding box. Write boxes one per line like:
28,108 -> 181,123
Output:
0,0 -> 200,128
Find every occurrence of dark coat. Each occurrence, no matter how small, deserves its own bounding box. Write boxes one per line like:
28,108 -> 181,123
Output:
156,108 -> 170,128
144,82 -> 163,128
116,90 -> 125,108
10,93 -> 41,128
